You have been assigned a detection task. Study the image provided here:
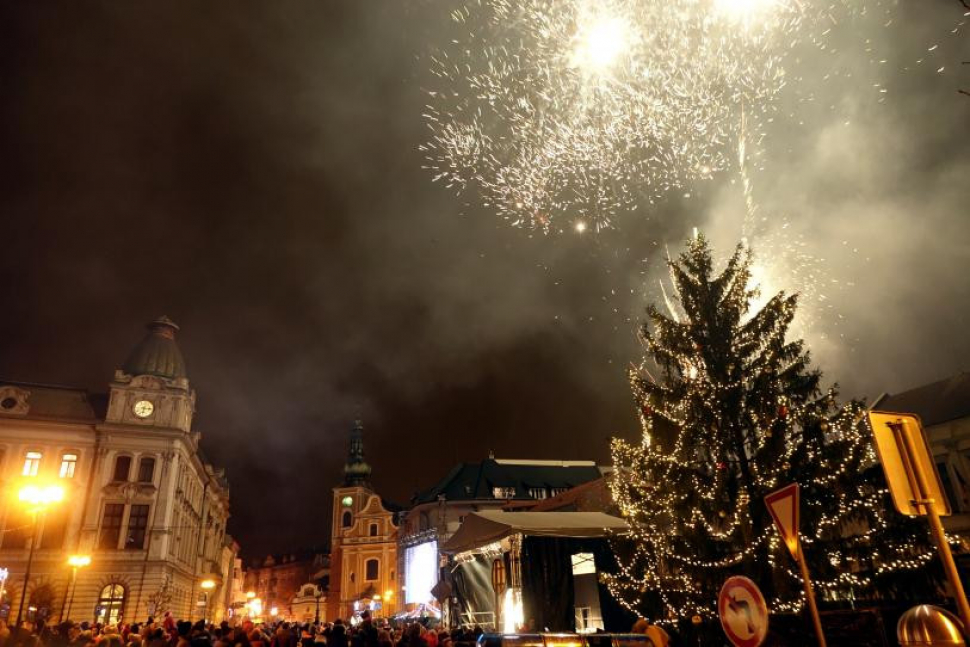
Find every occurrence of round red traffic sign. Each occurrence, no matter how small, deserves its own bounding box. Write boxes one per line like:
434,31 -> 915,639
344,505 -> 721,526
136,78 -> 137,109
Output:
718,576 -> 769,647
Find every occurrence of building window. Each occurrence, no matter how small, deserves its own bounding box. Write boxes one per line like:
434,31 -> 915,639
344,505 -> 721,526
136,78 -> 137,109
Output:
22,451 -> 42,476
125,504 -> 150,549
40,509 -> 67,550
113,456 -> 132,482
95,584 -> 126,624
365,559 -> 379,581
492,487 -> 516,499
99,503 -> 125,549
28,584 -> 56,622
369,523 -> 378,537
59,453 -> 78,478
2,507 -> 32,550
528,487 -> 548,500
137,457 -> 156,483
342,511 -> 352,528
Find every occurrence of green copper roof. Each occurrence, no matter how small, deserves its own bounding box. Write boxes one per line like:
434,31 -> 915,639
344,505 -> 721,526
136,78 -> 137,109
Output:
122,316 -> 187,380
344,419 -> 373,485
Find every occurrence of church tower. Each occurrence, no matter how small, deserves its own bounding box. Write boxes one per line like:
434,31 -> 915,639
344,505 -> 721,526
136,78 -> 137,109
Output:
104,316 -> 196,432
327,421 -> 398,621
343,419 -> 372,487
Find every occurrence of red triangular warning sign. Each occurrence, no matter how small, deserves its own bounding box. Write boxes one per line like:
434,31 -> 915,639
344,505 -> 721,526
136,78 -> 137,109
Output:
765,483 -> 800,559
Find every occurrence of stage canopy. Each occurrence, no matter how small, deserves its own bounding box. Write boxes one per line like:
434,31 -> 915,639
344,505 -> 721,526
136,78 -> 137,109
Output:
442,510 -> 627,554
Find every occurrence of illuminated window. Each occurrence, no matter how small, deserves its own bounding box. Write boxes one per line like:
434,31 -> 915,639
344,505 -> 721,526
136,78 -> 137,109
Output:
137,457 -> 156,483
528,487 -> 548,500
60,453 -> 78,478
365,559 -> 380,581
22,451 -> 42,476
492,487 -> 516,499
95,584 -> 126,624
113,456 -> 131,482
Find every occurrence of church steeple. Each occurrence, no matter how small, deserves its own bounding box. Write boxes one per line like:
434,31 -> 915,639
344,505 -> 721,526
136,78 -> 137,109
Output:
343,419 -> 372,486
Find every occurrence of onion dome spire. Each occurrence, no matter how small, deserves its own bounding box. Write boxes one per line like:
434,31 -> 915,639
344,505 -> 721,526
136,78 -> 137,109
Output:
122,316 -> 187,380
343,419 -> 372,486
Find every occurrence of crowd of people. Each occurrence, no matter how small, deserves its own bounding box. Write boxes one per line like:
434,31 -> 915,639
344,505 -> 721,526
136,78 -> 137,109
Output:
0,608 -> 674,647
0,610 -> 487,647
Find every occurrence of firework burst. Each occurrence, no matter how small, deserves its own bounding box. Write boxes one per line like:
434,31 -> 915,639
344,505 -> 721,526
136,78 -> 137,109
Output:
423,0 -> 813,231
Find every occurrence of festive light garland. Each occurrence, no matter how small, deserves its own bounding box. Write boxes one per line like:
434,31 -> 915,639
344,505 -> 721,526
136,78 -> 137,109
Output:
607,235 -> 941,621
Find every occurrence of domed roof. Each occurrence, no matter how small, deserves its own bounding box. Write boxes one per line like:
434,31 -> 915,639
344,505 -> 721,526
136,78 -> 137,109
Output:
122,316 -> 187,380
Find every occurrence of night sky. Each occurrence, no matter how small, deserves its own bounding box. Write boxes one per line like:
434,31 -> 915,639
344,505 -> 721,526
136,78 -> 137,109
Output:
1,2 -> 968,559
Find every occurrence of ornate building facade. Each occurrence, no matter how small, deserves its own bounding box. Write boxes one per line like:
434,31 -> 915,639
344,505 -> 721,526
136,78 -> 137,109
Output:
326,422 -> 399,622
0,317 -> 232,624
241,550 -> 327,620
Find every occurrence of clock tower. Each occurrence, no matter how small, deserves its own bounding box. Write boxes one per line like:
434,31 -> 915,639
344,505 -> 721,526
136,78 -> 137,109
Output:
327,421 -> 399,621
105,316 -> 196,432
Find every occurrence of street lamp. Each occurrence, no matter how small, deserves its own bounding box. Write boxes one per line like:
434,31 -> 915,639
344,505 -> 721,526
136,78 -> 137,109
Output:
14,483 -> 65,628
0,568 -> 8,610
314,588 -> 322,624
63,555 -> 91,621
200,579 -> 216,623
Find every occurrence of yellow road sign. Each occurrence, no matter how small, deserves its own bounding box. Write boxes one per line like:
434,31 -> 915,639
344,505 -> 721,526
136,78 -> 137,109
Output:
868,411 -> 951,517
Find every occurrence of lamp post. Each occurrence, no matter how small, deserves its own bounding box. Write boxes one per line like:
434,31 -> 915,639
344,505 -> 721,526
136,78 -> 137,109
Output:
14,483 -> 65,628
0,568 -> 9,611
314,588 -> 322,624
63,556 -> 91,621
200,579 -> 216,623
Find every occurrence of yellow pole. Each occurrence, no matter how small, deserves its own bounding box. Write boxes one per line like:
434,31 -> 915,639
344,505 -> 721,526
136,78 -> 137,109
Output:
892,421 -> 970,633
796,547 -> 827,647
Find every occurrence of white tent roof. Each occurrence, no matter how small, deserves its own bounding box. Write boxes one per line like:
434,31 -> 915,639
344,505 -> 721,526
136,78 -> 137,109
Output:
442,510 -> 627,554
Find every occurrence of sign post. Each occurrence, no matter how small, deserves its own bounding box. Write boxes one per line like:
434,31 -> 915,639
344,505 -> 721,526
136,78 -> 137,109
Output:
764,483 -> 827,647
718,576 -> 769,647
868,410 -> 970,633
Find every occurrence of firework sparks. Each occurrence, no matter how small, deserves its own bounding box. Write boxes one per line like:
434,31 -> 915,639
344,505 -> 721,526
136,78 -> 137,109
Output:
423,0 -> 811,231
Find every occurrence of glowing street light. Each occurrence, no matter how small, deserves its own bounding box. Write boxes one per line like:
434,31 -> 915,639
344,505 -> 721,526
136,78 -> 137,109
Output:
200,579 -> 216,623
14,481 -> 65,627
248,597 -> 263,619
63,555 -> 91,621
18,484 -> 65,510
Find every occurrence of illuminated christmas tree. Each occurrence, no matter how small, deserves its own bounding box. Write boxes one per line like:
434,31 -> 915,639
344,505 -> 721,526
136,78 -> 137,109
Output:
607,235 -> 937,622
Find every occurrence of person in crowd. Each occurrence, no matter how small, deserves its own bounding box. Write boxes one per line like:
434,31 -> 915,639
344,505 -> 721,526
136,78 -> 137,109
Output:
630,618 -> 667,647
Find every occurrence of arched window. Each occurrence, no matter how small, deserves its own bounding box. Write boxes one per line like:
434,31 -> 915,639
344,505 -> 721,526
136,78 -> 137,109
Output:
137,457 -> 156,483
22,451 -> 42,476
342,511 -> 352,528
59,453 -> 78,478
369,523 -> 378,537
28,584 -> 56,621
113,455 -> 131,482
365,559 -> 379,581
95,583 -> 126,624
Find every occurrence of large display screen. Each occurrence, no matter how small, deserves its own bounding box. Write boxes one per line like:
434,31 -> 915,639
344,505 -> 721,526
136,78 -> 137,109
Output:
404,540 -> 439,604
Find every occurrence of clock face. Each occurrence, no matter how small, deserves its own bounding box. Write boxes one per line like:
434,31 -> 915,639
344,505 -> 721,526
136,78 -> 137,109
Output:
133,400 -> 155,418
341,496 -> 353,507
